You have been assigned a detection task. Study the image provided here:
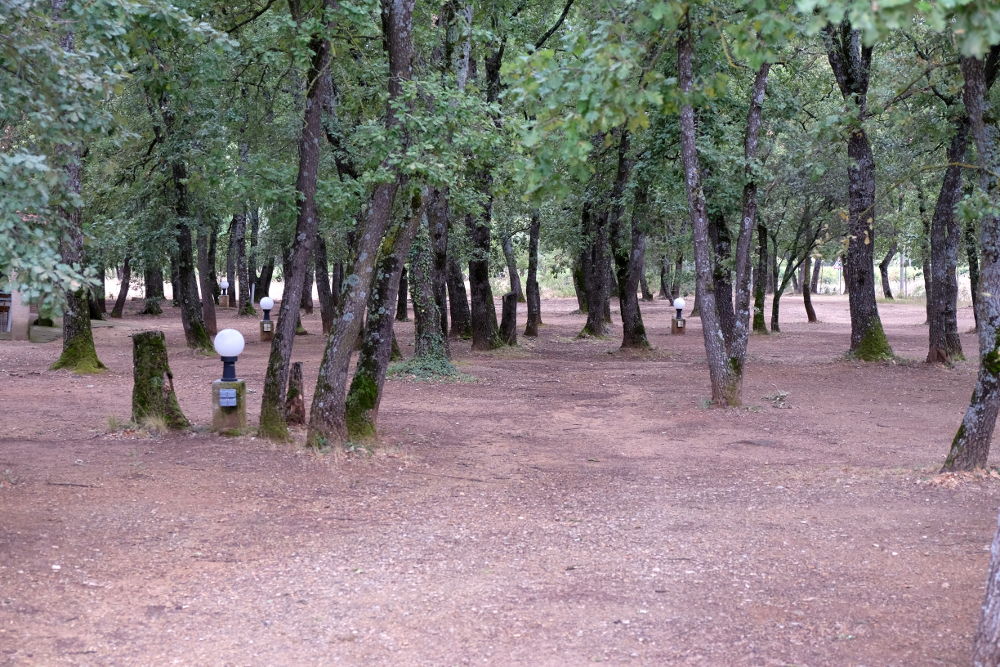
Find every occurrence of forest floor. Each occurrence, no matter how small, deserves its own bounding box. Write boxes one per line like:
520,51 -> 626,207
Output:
1,293 -> 998,665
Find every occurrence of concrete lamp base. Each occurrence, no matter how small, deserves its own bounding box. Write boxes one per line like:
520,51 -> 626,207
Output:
671,317 -> 686,335
260,319 -> 274,343
212,380 -> 247,434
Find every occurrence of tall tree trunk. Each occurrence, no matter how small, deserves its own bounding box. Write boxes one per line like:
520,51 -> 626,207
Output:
395,267 -> 409,321
678,18 -> 737,405
974,509 -> 1000,664
301,265 -> 314,315
143,264 -> 164,315
411,208 -> 449,359
50,3 -> 104,373
345,192 -> 425,439
580,201 -> 611,337
233,211 -> 255,316
709,213 -> 736,335
447,256 -> 471,338
753,221 -> 768,333
824,21 -> 892,360
260,6 -> 332,439
639,273 -> 654,301
608,131 -> 647,349
171,163 -> 212,351
226,215 -> 238,307
879,244 -> 897,300
671,252 -> 683,299
466,208 -> 500,349
943,49 -> 1000,471
110,257 -> 131,319
802,255 -> 817,323
928,118 -> 969,362
502,235 -> 524,302
524,212 -> 542,336
968,211 -> 981,332
248,207 -> 260,297
308,0 -> 416,448
196,230 -> 218,336
572,253 -> 588,312
315,236 -> 335,333
811,257 -> 822,294
427,188 -> 449,336
255,256 -> 274,303
659,255 -> 670,298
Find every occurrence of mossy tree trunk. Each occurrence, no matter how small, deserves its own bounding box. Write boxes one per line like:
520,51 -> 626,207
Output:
943,51 -> 1000,472
285,362 -> 306,426
428,188 -> 450,336
131,331 -> 188,429
412,217 -> 449,360
142,263 -> 164,315
753,221 -> 768,333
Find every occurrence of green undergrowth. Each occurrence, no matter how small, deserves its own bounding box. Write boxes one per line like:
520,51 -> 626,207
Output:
387,356 -> 475,383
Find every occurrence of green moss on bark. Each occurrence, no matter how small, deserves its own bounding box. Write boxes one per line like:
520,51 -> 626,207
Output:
851,322 -> 893,361
51,332 -> 106,374
130,331 -> 188,429
345,372 -> 378,440
258,402 -> 290,441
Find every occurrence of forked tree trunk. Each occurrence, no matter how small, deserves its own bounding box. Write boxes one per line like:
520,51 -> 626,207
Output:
131,331 -> 188,429
111,257 -> 131,319
447,256 -> 472,338
824,21 -> 892,360
260,6 -> 332,440
307,0 -> 416,449
525,212 -> 542,336
943,51 -> 1000,472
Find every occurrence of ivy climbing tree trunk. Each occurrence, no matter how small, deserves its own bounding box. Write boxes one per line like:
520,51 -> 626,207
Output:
943,50 -> 1000,472
259,0 -> 332,439
823,20 -> 892,360
412,204 -> 449,360
308,0 -> 416,449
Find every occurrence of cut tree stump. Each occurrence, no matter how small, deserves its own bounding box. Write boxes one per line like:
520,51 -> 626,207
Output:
131,331 -> 189,429
285,361 -> 306,425
500,292 -> 517,346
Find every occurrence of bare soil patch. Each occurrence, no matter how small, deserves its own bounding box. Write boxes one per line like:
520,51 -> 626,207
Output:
1,295 -> 997,664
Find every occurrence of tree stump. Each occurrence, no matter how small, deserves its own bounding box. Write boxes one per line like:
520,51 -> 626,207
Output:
285,361 -> 306,425
131,331 -> 189,429
500,292 -> 517,346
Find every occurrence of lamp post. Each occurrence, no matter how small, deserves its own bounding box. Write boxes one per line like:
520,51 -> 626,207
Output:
259,296 -> 275,342
220,279 -> 229,297
672,296 -> 686,335
219,279 -> 230,309
211,329 -> 246,433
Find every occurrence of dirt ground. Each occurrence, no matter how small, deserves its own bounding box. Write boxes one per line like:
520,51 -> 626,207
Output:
1,293 -> 999,665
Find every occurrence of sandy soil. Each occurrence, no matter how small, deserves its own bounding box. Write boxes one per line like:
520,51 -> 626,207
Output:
1,294 -> 998,665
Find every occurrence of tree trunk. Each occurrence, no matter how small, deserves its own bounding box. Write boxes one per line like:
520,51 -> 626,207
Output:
770,288 -> 783,333
753,221 -> 768,333
802,255 -> 817,323
427,188 -> 449,336
395,267 -> 409,321
259,9 -> 332,440
233,211 -> 255,316
171,163 -> 212,352
447,256 -> 472,338
709,212 -> 736,336
811,257 -> 822,293
524,212 -> 542,336
500,292 -> 517,345
943,50 -> 1000,471
790,267 -> 800,294
502,235 -> 524,302
110,257 -> 131,319
580,202 -> 611,337
671,252 -> 683,299
307,0 -> 416,449
225,215 -> 237,307
301,265 -> 314,315
572,254 -> 588,312
142,264 -> 164,315
659,255 -> 670,299
345,198 -> 423,440
974,509 -> 1000,665
131,330 -> 188,429
928,117 -> 969,362
879,244 -> 897,300
824,21 -> 892,360
315,237 -> 335,333
285,362 -> 306,426
639,273 -> 654,301
678,19 -> 738,405
169,256 -> 181,307
255,256 -> 274,303
412,213 -> 449,360
466,207 -> 500,349
196,230 -> 218,336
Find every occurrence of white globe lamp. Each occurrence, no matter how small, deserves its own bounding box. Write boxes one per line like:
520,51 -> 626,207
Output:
213,329 -> 245,381
260,296 -> 274,320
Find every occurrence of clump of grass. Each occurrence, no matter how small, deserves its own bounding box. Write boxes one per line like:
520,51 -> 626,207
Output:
763,390 -> 790,408
387,356 -> 475,383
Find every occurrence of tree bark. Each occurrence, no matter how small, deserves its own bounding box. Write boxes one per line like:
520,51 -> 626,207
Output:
572,254 -> 588,312
811,257 -> 822,293
802,255 -> 817,323
285,362 -> 306,426
315,237 -> 336,333
659,255 -> 670,299
943,50 -> 1000,471
823,21 -> 892,359
678,19 -> 738,405
974,509 -> 1000,665
524,212 -> 542,336
753,221 -> 768,333
502,235 -> 524,302
225,215 -> 238,307
260,3 -> 332,439
307,0 -> 416,448
879,244 -> 897,300
395,267 -> 409,321
196,230 -> 218,336
447,256 -> 472,338
671,252 -> 683,299
233,211 -> 255,316
171,162 -> 212,351
639,273 -> 654,301
466,207 -> 500,349
580,200 -> 611,337
427,188 -> 449,335
131,330 -> 188,429
412,209 -> 449,360
142,264 -> 164,315
110,257 -> 131,319
500,292 -> 517,345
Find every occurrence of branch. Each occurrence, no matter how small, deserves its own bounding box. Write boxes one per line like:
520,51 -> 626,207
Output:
534,0 -> 575,50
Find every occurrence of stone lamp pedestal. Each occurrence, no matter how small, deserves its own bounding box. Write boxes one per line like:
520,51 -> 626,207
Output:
212,380 -> 247,434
